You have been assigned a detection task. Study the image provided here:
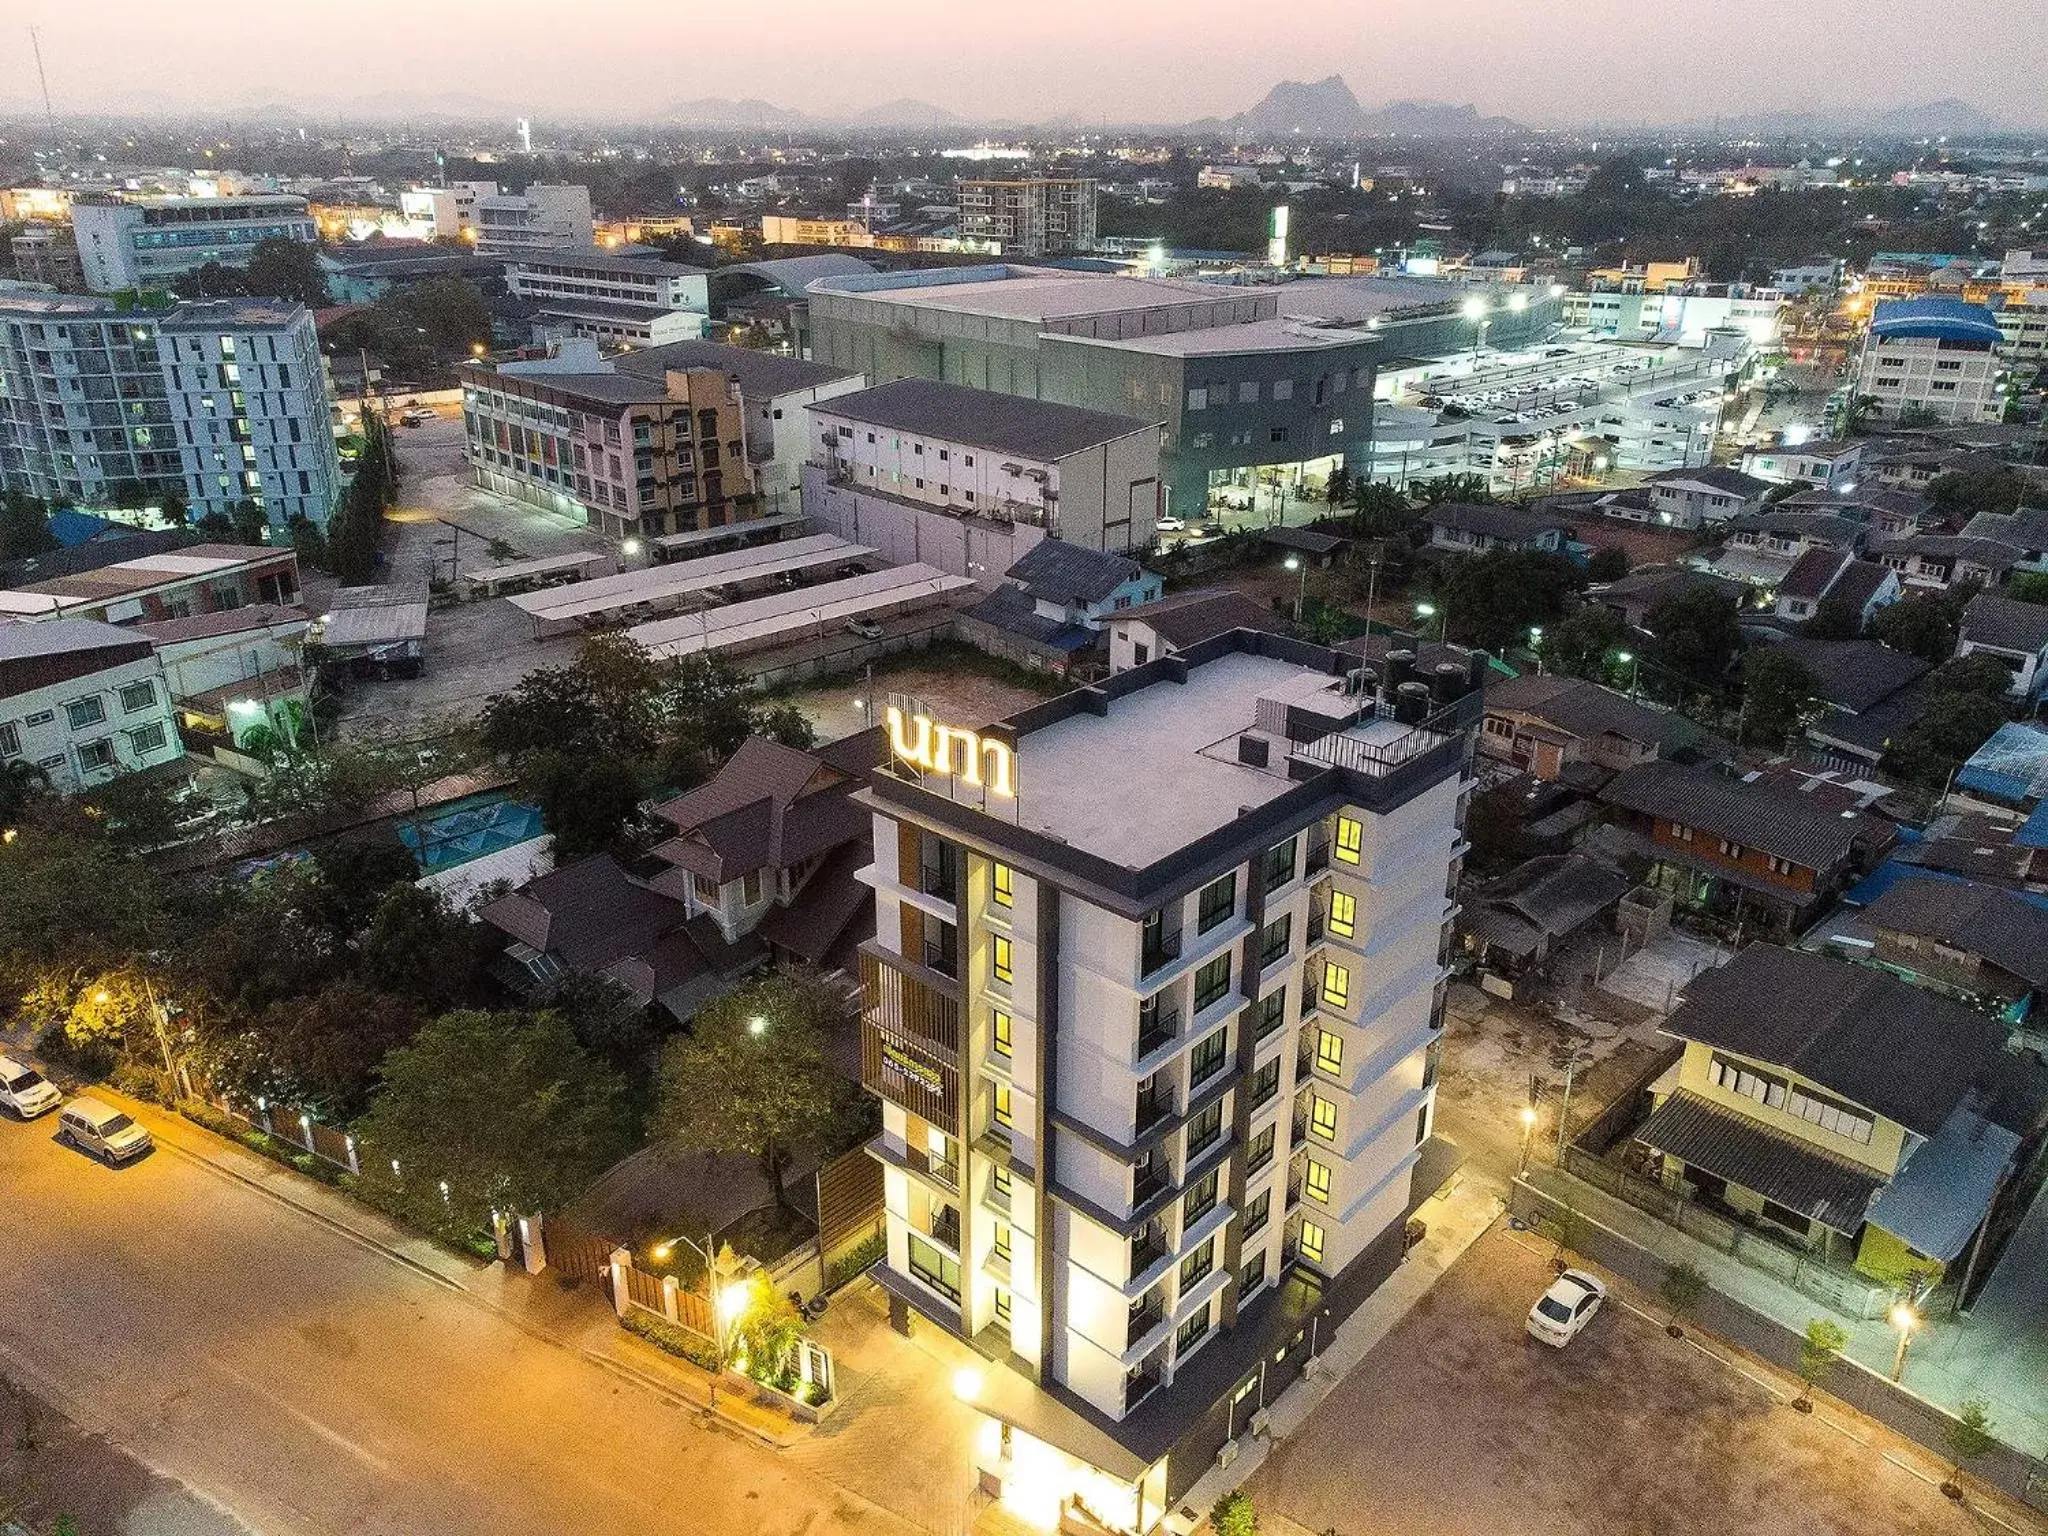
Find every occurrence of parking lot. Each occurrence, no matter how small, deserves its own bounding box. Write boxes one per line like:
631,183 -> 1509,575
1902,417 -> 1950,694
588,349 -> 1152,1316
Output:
1249,1226 -> 2035,1536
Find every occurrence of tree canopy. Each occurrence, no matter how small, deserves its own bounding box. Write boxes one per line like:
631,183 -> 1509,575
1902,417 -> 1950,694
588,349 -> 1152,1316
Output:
1644,584 -> 1743,694
1429,550 -> 1583,652
242,237 -> 329,308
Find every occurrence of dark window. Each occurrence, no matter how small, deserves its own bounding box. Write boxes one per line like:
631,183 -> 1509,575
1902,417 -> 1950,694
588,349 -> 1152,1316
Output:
1190,1028 -> 1228,1087
1253,991 -> 1287,1040
1248,1057 -> 1280,1108
1193,953 -> 1233,1013
1175,1305 -> 1212,1353
908,1234 -> 960,1302
1179,1235 -> 1215,1288
1196,873 -> 1236,933
1245,1123 -> 1276,1174
1185,1100 -> 1223,1158
1258,915 -> 1291,969
1243,1188 -> 1271,1235
1241,1251 -> 1269,1292
1262,836 -> 1298,889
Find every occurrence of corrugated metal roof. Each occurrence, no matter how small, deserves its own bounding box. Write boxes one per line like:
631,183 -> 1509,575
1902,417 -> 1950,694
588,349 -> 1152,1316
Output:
1636,1090 -> 1884,1234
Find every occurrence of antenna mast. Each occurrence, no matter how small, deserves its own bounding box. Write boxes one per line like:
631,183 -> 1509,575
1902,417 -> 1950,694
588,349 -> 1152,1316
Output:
30,26 -> 57,141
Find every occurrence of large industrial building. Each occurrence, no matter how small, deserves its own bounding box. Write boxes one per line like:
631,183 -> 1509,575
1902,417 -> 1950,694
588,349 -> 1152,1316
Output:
801,265 -> 1560,518
855,631 -> 1476,1525
72,195 -> 317,292
0,293 -> 341,531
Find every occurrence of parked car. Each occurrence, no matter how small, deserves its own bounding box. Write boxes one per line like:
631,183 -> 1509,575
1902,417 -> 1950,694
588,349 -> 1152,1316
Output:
0,1054 -> 60,1119
844,617 -> 883,640
55,1097 -> 153,1165
1526,1268 -> 1607,1346
400,405 -> 437,427
1155,515 -> 1187,533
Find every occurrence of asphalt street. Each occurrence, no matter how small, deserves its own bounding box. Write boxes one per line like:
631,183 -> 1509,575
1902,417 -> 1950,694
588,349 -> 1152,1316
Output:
0,1098 -> 914,1536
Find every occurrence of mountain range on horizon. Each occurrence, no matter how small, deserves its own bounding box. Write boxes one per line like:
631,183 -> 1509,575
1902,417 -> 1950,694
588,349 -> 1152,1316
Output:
37,75 -> 2027,139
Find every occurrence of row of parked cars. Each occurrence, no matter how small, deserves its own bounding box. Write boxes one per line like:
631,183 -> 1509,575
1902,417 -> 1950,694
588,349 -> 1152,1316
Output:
0,1054 -> 154,1164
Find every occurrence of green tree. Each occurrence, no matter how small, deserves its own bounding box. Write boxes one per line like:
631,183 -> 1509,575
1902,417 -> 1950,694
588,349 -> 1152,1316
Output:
478,633 -> 672,764
1211,1490 -> 1258,1536
0,828 -> 168,995
1544,603 -> 1628,681
1325,465 -> 1352,509
1882,692 -> 2010,788
1645,584 -> 1743,694
1585,546 -> 1630,583
1410,473 -> 1493,508
229,499 -> 269,547
1924,469 -> 2032,521
2007,572 -> 2048,607
651,971 -> 858,1213
1795,1318 -> 1850,1411
522,751 -> 647,862
0,757 -> 51,823
0,491 -> 56,562
1660,1260 -> 1708,1339
1431,550 -> 1583,651
1738,648 -> 1821,749
355,1009 -> 632,1232
1348,480 -> 1417,539
1941,1398 -> 1997,1500
1872,589 -> 1971,664
1800,597 -> 1862,640
1929,651 -> 2017,700
242,236 -> 329,308
207,978 -> 425,1121
1462,783 -> 1529,875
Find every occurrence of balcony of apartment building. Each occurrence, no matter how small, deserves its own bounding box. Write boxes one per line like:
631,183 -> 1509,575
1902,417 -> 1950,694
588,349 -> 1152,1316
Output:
1124,1346 -> 1168,1412
1127,1218 -> 1173,1293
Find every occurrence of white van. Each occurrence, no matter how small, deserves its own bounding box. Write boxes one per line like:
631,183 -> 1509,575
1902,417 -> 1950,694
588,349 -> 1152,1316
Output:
56,1097 -> 153,1164
0,1055 -> 60,1119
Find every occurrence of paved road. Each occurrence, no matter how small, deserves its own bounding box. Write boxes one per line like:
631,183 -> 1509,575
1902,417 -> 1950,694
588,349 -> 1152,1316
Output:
0,1102 -> 912,1536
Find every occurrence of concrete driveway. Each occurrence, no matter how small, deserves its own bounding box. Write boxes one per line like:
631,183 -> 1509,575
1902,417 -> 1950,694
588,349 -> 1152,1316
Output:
0,1096 -> 914,1536
1248,1227 -> 2036,1536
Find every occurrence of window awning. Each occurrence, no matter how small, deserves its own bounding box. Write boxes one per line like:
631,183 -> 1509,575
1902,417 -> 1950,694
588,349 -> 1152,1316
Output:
1636,1091 -> 1884,1235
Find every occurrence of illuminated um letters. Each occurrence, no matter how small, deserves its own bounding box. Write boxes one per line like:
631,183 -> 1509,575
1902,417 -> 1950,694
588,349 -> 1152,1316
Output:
886,705 -> 1016,797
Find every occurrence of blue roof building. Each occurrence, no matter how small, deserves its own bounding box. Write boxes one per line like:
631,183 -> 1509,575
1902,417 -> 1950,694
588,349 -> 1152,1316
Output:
1855,296 -> 2006,426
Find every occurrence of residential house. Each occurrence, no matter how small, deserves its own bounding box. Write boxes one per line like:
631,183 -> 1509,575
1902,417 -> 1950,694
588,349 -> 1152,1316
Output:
1779,487 -> 1935,540
1636,945 -> 2025,1289
1770,550 -> 1899,627
1740,439 -> 1865,491
1772,636 -> 1932,769
0,542 -> 301,626
959,543 -> 1163,675
0,619 -> 184,794
1598,760 -> 1887,930
1481,674 -> 1726,783
1957,593 -> 2048,702
1422,502 -> 1568,554
136,602 -> 310,752
1870,533 -> 2023,592
1858,878 -> 2048,1024
1955,722 -> 2048,816
1646,466 -> 1774,529
1957,506 -> 2048,576
1590,565 -> 1749,628
1459,852 -> 1632,997
1106,588 -> 1285,673
641,731 -> 885,969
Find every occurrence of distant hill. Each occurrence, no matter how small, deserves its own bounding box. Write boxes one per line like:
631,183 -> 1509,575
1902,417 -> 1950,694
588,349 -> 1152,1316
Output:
1669,98 -> 2008,138
661,96 -> 810,129
1364,99 -> 1525,137
1194,77 -> 1523,139
851,98 -> 963,129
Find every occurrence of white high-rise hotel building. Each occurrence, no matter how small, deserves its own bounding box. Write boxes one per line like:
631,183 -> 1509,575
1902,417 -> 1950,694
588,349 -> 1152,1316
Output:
855,630 -> 1477,1528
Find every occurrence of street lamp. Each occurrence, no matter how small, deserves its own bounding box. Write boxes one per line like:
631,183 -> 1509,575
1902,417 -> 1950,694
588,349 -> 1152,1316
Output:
1283,554 -> 1307,621
1528,626 -> 1544,674
1616,650 -> 1641,697
1415,600 -> 1445,641
1517,1103 -> 1539,1177
748,1014 -> 768,1038
1461,295 -> 1490,363
1889,1301 -> 1919,1382
621,537 -> 642,559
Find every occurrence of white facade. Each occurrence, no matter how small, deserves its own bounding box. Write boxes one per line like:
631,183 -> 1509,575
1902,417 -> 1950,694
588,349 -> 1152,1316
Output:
857,645 -> 1469,1506
505,251 -> 711,314
475,185 -> 595,255
0,624 -> 182,794
1855,331 -> 2004,425
410,181 -> 498,240
72,196 -> 317,292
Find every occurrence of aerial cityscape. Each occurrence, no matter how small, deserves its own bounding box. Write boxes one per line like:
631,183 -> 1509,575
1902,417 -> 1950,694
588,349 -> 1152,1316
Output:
3,9 -> 2048,1535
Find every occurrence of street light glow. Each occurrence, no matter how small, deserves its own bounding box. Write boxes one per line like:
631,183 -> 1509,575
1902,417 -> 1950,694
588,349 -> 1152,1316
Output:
952,1366 -> 985,1401
1461,295 -> 1489,321
1889,1302 -> 1918,1332
1414,602 -> 1437,618
748,1015 -> 768,1037
1284,555 -> 1300,572
717,1280 -> 753,1324
1519,1105 -> 1538,1128
1616,651 -> 1633,663
620,538 -> 642,558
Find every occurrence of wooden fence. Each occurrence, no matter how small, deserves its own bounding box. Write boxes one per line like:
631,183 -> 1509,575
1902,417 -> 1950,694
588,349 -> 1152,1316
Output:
194,1080 -> 359,1176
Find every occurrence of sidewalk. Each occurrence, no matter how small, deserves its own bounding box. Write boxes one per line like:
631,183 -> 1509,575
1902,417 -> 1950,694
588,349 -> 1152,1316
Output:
1520,1160 -> 2048,1476
24,1055 -> 810,1450
1163,1169 -> 1507,1531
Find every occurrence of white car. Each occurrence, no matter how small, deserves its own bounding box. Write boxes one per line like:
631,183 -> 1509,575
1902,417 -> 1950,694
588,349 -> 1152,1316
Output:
843,617 -> 883,640
399,405 -> 437,427
0,1054 -> 61,1119
1527,1268 -> 1607,1346
1155,516 -> 1187,533
56,1097 -> 154,1165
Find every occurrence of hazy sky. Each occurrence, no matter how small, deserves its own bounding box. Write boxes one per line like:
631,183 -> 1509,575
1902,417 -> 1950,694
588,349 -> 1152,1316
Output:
5,0 -> 2045,127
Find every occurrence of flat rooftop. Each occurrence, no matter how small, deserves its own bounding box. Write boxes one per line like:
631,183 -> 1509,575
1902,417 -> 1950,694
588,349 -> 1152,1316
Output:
832,269 -> 1263,323
1009,653 -> 1343,866
1063,316 -> 1365,358
613,339 -> 857,397
813,377 -> 1159,458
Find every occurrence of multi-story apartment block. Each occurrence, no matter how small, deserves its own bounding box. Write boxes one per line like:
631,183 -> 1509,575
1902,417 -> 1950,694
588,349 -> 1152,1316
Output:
854,634 -> 1477,1522
459,345 -> 760,540
72,196 -> 317,293
473,184 -> 595,256
156,300 -> 343,529
10,225 -> 82,290
1854,298 -> 2007,425
0,293 -> 339,532
407,181 -> 499,241
504,247 -> 711,348
0,619 -> 184,793
956,179 -> 1098,256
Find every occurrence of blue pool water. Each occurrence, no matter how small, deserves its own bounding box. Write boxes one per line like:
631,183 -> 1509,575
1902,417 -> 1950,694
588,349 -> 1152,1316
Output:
397,792 -> 546,872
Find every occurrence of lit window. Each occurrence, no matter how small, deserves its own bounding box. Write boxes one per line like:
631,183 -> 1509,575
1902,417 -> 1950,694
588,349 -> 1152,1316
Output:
993,1081 -> 1014,1128
1328,889 -> 1356,938
991,1166 -> 1012,1199
1315,1029 -> 1343,1075
1334,816 -> 1363,864
993,1287 -> 1012,1324
1300,1220 -> 1326,1264
992,935 -> 1013,985
1305,1159 -> 1332,1204
992,862 -> 1015,908
1321,962 -> 1351,1009
992,1222 -> 1013,1260
1308,1094 -> 1337,1141
992,1009 -> 1013,1058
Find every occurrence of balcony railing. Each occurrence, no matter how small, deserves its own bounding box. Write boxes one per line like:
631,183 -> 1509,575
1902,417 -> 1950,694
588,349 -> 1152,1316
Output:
930,1207 -> 962,1251
1306,841 -> 1331,876
913,1146 -> 960,1191
1135,1086 -> 1173,1135
919,863 -> 961,904
1127,1295 -> 1165,1341
1125,1367 -> 1163,1410
1132,1161 -> 1168,1205
1136,1006 -> 1181,1059
1129,1232 -> 1169,1275
1140,927 -> 1184,977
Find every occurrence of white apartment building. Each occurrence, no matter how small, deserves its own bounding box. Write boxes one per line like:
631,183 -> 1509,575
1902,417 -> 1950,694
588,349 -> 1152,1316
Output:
804,378 -> 1162,568
1740,438 -> 1865,490
0,619 -> 183,793
503,249 -> 710,314
72,196 -> 317,292
957,179 -> 1098,257
1569,283 -> 1783,348
157,299 -> 344,529
407,181 -> 499,241
855,634 -> 1474,1528
474,184 -> 595,256
1855,298 -> 2006,425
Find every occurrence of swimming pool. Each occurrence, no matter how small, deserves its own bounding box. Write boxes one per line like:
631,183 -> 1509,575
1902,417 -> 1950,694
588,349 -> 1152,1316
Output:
397,791 -> 547,873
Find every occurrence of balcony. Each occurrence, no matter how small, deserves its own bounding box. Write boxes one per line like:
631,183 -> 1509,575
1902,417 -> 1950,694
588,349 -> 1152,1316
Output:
918,859 -> 961,906
1306,841 -> 1331,876
1134,1084 -> 1173,1135
1140,927 -> 1184,978
1132,1159 -> 1168,1206
1129,1229 -> 1169,1277
927,1206 -> 962,1251
1136,1005 -> 1180,1060
1125,1365 -> 1164,1411
912,1146 -> 960,1192
1286,1172 -> 1304,1211
1127,1293 -> 1165,1343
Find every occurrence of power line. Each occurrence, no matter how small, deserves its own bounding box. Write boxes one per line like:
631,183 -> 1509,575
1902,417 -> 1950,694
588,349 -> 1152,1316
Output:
29,26 -> 57,141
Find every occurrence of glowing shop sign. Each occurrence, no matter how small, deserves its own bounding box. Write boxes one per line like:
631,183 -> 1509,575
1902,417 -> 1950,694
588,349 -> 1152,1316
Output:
886,705 -> 1016,798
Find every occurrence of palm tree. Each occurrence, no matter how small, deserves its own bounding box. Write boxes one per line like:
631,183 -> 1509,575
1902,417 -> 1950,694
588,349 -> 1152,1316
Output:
0,758 -> 50,823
